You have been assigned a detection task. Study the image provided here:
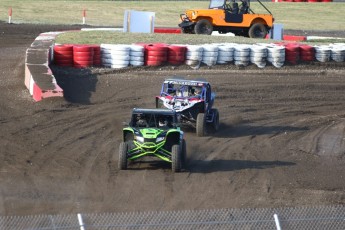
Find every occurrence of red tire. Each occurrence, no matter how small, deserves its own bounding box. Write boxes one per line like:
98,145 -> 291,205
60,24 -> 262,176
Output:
300,45 -> 314,52
285,45 -> 300,52
301,55 -> 315,61
73,51 -> 93,56
74,55 -> 93,61
73,45 -> 93,52
54,45 -> 73,52
54,53 -> 73,60
168,55 -> 186,62
145,44 -> 168,51
74,60 -> 93,65
146,50 -> 167,56
54,50 -> 73,55
168,45 -> 187,53
145,60 -> 164,66
168,50 -> 186,56
145,55 -> 167,62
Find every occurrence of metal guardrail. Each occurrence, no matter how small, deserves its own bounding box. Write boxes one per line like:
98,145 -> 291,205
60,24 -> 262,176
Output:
1,205 -> 344,230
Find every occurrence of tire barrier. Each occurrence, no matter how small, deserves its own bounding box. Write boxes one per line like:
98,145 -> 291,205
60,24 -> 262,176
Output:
216,43 -> 235,64
91,45 -> 101,67
101,44 -> 131,68
145,44 -> 168,66
129,45 -> 145,67
314,45 -> 331,62
264,44 -> 286,68
234,45 -> 251,66
329,43 -> 345,62
73,45 -> 94,68
202,45 -> 218,66
52,42 -> 344,71
250,45 -> 268,68
284,43 -> 300,65
276,0 -> 333,2
300,44 -> 315,62
53,44 -> 74,67
167,45 -> 187,65
185,45 -> 203,69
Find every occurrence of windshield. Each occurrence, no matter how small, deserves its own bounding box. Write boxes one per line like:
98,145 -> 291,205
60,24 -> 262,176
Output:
209,0 -> 225,9
132,113 -> 175,129
162,83 -> 203,99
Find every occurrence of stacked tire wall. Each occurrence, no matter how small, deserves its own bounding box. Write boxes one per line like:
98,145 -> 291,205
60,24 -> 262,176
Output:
52,42 -> 345,70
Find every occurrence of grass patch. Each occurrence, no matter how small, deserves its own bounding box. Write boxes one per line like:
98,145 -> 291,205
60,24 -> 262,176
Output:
55,30 -> 345,45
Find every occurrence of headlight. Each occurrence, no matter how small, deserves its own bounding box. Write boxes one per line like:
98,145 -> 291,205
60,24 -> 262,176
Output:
156,137 -> 165,143
136,136 -> 144,143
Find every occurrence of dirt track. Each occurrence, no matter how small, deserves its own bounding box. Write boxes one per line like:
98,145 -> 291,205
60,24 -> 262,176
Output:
0,22 -> 345,216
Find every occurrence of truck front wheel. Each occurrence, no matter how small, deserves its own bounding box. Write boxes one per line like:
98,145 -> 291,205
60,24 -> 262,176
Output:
194,19 -> 213,35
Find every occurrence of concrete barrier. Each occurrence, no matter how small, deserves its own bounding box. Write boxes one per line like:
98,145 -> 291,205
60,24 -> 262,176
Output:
25,32 -> 63,102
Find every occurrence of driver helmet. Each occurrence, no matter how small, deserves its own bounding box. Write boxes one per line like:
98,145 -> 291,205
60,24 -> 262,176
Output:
159,118 -> 168,127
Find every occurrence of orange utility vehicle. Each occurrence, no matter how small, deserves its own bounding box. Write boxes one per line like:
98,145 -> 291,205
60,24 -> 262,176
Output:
178,0 -> 274,38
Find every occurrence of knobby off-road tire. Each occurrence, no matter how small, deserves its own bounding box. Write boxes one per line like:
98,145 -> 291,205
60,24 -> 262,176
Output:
196,113 -> 206,137
248,23 -> 267,39
172,144 -> 182,172
118,142 -> 128,170
194,19 -> 213,35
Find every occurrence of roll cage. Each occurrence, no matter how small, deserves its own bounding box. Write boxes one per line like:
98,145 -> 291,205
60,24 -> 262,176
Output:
130,108 -> 178,129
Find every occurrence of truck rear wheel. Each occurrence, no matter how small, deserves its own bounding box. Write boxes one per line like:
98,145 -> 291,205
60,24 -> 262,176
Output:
194,19 -> 213,35
118,142 -> 128,170
248,23 -> 267,39
172,144 -> 182,172
196,113 -> 206,137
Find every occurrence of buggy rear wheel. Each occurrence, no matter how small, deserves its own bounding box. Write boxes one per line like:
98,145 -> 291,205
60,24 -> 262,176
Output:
211,109 -> 220,132
118,142 -> 128,170
196,113 -> 206,137
172,144 -> 182,172
181,139 -> 187,168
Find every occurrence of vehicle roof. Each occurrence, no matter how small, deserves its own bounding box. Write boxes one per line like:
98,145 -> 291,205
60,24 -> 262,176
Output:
164,78 -> 210,86
132,108 -> 176,115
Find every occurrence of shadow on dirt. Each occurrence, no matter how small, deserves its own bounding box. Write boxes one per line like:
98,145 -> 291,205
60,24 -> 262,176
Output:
213,122 -> 308,138
187,159 -> 296,173
123,159 -> 295,173
51,66 -> 98,104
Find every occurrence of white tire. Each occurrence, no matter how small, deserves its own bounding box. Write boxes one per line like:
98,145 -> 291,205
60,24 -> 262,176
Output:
130,56 -> 144,61
130,60 -> 144,66
130,51 -> 144,57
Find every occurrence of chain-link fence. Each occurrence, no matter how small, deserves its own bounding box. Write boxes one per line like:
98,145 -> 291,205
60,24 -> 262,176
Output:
1,205 -> 344,230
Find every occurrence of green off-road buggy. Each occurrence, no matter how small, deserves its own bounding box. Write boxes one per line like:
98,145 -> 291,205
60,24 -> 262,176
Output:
119,108 -> 186,172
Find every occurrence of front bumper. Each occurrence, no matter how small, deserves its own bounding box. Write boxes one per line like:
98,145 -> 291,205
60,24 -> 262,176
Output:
178,20 -> 195,28
127,141 -> 172,162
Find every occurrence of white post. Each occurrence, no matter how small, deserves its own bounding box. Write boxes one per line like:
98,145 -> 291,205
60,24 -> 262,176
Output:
8,7 -> 12,24
274,213 -> 281,230
77,213 -> 86,230
82,9 -> 86,25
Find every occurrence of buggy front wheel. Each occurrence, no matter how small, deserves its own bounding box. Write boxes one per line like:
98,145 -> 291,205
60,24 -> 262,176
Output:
172,144 -> 182,172
118,142 -> 128,170
196,113 -> 206,137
